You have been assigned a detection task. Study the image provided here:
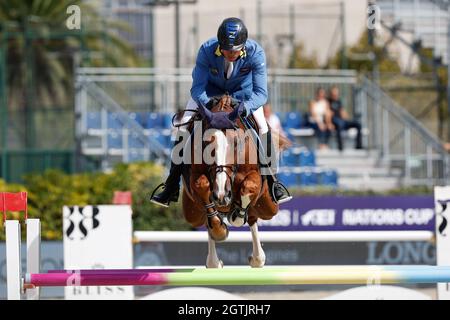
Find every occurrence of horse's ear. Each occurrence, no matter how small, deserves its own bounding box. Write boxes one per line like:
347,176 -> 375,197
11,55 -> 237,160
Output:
228,102 -> 244,122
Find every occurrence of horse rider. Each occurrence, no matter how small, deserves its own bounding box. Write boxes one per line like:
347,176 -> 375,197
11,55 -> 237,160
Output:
150,17 -> 292,207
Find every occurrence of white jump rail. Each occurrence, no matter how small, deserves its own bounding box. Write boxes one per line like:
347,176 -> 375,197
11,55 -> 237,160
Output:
133,230 -> 434,243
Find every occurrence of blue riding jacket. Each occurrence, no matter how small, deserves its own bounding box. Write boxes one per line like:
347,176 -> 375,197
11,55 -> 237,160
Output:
190,37 -> 268,115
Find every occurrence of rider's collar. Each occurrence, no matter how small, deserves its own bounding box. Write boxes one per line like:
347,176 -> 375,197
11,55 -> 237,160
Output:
215,45 -> 247,59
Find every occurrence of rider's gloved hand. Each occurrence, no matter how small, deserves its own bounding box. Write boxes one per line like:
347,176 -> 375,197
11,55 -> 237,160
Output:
205,96 -> 222,109
205,99 -> 215,110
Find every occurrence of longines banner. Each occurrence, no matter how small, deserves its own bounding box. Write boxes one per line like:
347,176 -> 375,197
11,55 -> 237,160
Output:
63,205 -> 133,300
237,196 -> 435,231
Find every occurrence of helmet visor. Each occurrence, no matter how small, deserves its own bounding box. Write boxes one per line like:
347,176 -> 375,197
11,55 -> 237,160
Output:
221,43 -> 245,51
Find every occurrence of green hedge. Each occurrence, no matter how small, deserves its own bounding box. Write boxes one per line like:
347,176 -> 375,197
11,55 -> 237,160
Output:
0,162 -> 191,240
0,162 -> 435,240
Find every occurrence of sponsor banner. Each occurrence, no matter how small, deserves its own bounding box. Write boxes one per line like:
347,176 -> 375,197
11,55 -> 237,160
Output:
434,187 -> 450,300
231,196 -> 435,231
63,205 -> 134,300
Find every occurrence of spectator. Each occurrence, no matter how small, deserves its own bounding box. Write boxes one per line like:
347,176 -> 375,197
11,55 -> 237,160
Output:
328,86 -> 363,151
444,142 -> 450,152
308,87 -> 333,150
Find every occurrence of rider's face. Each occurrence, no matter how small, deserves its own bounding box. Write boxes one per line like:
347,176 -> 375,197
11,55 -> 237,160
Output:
222,49 -> 241,62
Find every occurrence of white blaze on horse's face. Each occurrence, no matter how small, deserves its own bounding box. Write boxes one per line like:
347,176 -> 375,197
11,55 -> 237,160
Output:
213,130 -> 232,207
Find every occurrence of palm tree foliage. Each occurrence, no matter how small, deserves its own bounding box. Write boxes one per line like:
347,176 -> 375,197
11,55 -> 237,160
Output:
0,0 -> 140,109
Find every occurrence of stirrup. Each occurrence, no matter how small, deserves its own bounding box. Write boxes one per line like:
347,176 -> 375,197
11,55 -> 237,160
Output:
271,181 -> 293,205
149,183 -> 177,208
150,183 -> 165,199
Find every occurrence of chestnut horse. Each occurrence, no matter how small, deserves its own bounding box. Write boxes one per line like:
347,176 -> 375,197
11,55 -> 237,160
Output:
180,95 -> 289,268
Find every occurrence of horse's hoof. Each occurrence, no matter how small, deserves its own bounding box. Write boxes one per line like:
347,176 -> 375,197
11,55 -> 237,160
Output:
227,212 -> 246,227
207,217 -> 229,242
208,225 -> 229,242
227,210 -> 247,227
248,255 -> 265,268
206,259 -> 224,269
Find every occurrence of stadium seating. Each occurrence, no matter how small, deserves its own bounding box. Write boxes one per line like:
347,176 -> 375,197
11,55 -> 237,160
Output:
153,131 -> 172,150
283,111 -> 304,129
87,112 -> 102,130
299,150 -> 316,166
129,112 -> 146,127
128,131 -> 146,148
107,112 -> 124,130
299,170 -> 318,186
281,150 -> 300,167
278,171 -> 298,187
128,150 -> 146,162
84,111 -> 339,187
145,112 -> 165,129
320,170 -> 338,186
107,130 -> 123,149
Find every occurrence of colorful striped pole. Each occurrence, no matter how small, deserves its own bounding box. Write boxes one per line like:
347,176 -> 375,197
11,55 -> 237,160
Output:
25,265 -> 450,287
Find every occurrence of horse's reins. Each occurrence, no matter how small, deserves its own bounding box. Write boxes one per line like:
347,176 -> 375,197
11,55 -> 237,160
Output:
239,115 -> 279,182
171,109 -> 200,128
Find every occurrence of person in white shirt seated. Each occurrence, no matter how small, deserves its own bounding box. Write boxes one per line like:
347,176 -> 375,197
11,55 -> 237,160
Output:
308,87 -> 334,150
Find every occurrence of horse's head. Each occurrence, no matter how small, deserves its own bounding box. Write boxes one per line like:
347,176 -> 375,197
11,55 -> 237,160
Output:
208,129 -> 235,207
199,95 -> 242,208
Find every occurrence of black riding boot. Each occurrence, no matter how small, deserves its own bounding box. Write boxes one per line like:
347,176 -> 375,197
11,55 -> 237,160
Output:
150,161 -> 182,208
259,129 -> 292,204
150,134 -> 185,207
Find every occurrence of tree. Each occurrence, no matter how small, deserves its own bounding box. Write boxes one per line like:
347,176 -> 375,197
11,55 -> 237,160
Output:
288,42 -> 320,69
326,30 -> 401,73
0,0 -> 140,110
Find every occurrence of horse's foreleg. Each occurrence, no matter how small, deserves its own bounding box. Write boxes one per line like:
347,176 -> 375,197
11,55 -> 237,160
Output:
248,222 -> 266,268
206,232 -> 224,268
228,192 -> 251,227
192,174 -> 228,242
228,173 -> 259,227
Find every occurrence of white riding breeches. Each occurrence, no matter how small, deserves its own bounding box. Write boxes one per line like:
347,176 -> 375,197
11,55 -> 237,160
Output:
180,98 -> 269,134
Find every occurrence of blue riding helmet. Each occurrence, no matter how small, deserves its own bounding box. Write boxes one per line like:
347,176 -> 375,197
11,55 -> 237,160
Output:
217,17 -> 248,51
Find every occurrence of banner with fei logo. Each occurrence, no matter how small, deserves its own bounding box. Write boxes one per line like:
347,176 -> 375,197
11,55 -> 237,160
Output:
63,205 -> 133,300
257,196 -> 435,231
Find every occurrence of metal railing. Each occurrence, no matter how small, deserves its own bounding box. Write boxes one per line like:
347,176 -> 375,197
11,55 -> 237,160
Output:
358,76 -> 450,185
75,68 -> 450,185
76,67 -> 358,114
75,74 -> 171,169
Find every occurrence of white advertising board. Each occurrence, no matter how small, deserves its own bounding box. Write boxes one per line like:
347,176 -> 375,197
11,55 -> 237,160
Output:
435,186 -> 450,300
63,205 -> 133,300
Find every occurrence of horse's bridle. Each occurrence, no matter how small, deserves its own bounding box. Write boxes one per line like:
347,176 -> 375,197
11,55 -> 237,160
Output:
208,164 -> 238,189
